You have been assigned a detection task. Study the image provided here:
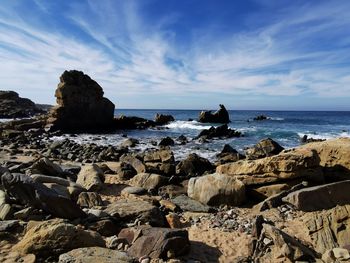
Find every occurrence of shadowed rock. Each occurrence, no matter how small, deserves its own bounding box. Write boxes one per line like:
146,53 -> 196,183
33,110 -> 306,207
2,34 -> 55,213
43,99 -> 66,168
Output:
198,104 -> 230,123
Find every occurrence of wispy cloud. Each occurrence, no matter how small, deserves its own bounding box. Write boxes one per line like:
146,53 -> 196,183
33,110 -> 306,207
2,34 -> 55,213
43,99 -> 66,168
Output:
0,0 -> 349,109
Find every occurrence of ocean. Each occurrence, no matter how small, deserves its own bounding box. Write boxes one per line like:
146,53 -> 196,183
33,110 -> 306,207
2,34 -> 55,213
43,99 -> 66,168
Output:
2,110 -> 350,161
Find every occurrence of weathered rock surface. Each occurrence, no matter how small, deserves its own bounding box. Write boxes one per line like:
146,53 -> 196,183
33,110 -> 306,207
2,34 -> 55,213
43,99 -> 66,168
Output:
119,226 -> 190,259
245,138 -> 284,160
120,155 -> 146,174
159,136 -> 175,146
29,157 -> 64,177
154,114 -> 175,125
77,192 -> 104,208
283,180 -> 350,211
76,164 -> 104,191
171,194 -> 212,212
104,199 -> 165,226
0,90 -> 44,118
188,173 -> 245,206
176,153 -> 214,177
129,173 -> 167,190
1,172 -> 85,219
58,247 -> 134,263
216,148 -> 323,185
13,219 -> 105,257
198,104 -> 230,123
46,70 -> 115,132
303,205 -> 350,254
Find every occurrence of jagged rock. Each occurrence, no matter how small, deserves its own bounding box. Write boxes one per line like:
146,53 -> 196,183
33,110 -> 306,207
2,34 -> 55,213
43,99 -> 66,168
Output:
58,247 -> 134,263
13,219 -> 105,258
176,153 -> 214,177
253,223 -> 317,262
158,137 -> 175,146
253,115 -> 268,121
77,192 -> 104,208
104,199 -> 165,226
196,124 -> 242,140
119,226 -> 190,259
1,172 -> 85,219
188,173 -> 245,206
283,180 -> 350,211
245,138 -> 284,160
114,116 -> 155,130
216,145 -> 245,165
216,148 -> 323,185
120,155 -> 146,174
46,70 -> 115,132
171,194 -> 211,212
158,185 -> 187,198
129,173 -> 167,190
0,90 -> 44,118
76,164 -> 104,191
143,149 -> 175,176
0,189 -> 14,220
154,114 -> 175,125
303,205 -> 350,254
29,157 -> 65,177
113,162 -> 137,180
198,104 -> 230,123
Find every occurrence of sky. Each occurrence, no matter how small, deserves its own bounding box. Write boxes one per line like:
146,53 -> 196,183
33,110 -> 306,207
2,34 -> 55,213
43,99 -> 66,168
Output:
0,0 -> 350,110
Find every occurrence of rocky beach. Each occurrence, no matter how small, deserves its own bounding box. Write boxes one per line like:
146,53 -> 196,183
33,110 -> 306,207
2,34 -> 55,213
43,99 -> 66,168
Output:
1,70 -> 350,263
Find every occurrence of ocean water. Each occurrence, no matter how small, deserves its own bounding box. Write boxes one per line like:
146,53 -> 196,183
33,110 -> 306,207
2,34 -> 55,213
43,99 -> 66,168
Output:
2,110 -> 350,161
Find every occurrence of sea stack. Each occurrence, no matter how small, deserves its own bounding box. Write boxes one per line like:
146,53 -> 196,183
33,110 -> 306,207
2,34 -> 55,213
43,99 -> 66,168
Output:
46,70 -> 115,132
198,104 -> 230,123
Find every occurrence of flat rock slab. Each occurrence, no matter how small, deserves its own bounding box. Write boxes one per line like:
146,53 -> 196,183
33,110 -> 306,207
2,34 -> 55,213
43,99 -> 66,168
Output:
171,195 -> 212,213
58,247 -> 133,263
283,180 -> 350,211
104,199 -> 165,226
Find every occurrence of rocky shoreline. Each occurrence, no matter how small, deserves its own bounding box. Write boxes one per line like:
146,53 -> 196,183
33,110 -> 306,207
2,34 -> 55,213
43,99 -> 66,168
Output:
1,71 -> 350,263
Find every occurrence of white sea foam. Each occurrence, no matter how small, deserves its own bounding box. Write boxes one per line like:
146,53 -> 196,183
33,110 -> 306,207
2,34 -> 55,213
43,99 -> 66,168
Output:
269,117 -> 285,121
165,120 -> 212,130
297,131 -> 350,140
0,118 -> 13,122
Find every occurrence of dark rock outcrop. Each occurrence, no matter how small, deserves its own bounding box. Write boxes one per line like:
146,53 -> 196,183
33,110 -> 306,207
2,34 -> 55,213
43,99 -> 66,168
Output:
196,124 -> 242,140
154,114 -> 175,125
253,115 -> 268,121
176,153 -> 214,177
245,138 -> 284,160
0,90 -> 44,118
198,104 -> 230,123
46,70 -> 115,132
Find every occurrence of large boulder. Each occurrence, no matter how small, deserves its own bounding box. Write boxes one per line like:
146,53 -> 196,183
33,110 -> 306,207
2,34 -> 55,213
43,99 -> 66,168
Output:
176,153 -> 214,177
245,138 -> 284,160
129,173 -> 167,190
0,90 -> 44,118
13,219 -> 105,258
58,247 -> 133,263
46,70 -> 115,132
282,180 -> 350,211
76,164 -> 104,191
196,124 -> 242,140
119,226 -> 190,259
1,172 -> 85,219
216,148 -> 323,186
198,104 -> 230,123
187,173 -> 245,206
29,157 -> 64,177
154,113 -> 175,125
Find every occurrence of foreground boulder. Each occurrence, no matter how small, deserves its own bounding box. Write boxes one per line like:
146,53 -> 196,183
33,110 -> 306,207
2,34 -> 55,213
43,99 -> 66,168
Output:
58,247 -> 134,263
129,173 -> 167,190
0,90 -> 44,118
245,138 -> 284,160
283,180 -> 350,211
216,148 -> 323,186
46,70 -> 115,132
188,173 -> 245,206
1,172 -> 85,219
119,226 -> 190,259
13,219 -> 105,258
198,104 -> 230,123
76,164 -> 104,191
176,153 -> 214,177
29,157 -> 65,177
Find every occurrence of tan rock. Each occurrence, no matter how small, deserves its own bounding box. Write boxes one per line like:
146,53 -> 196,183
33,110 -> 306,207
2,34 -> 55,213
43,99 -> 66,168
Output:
129,172 -> 167,190
76,164 -> 104,191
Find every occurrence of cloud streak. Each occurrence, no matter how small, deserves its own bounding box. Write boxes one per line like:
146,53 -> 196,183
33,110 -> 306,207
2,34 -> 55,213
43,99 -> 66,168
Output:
0,0 -> 349,109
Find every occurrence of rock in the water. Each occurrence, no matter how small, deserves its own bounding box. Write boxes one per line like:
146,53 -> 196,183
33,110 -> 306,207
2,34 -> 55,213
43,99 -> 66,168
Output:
1,172 -> 85,219
158,136 -> 175,146
282,180 -> 350,211
58,247 -> 134,263
120,226 -> 190,259
13,219 -> 105,258
29,157 -> 64,177
245,138 -> 284,160
155,114 -> 175,125
171,194 -> 211,212
216,148 -> 323,185
0,90 -> 44,118
188,173 -> 245,206
129,173 -> 167,190
198,104 -> 230,123
104,199 -> 165,226
196,124 -> 242,140
176,153 -> 214,177
253,115 -> 268,121
77,192 -> 104,208
46,70 -> 115,132
76,164 -> 104,191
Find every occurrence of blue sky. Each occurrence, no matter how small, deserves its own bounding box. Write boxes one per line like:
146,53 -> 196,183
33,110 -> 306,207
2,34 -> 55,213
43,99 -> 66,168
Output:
1,0 -> 350,110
